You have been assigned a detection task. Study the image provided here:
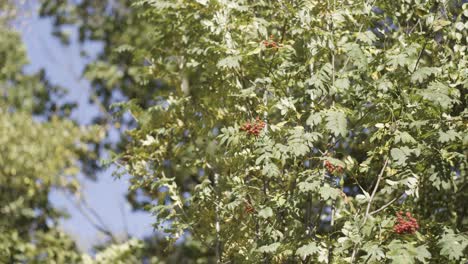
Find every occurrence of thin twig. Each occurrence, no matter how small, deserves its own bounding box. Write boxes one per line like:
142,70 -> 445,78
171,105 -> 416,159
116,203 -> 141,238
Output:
61,190 -> 117,242
363,158 -> 389,224
119,202 -> 130,239
214,172 -> 221,263
369,195 -> 400,215
351,157 -> 389,262
411,41 -> 427,74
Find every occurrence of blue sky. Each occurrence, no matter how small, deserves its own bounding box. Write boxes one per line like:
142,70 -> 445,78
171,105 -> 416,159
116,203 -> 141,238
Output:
19,9 -> 155,252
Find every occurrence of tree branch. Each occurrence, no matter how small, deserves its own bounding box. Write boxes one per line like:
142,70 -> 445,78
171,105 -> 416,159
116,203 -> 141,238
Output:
411,41 -> 427,74
369,194 -> 402,215
363,157 -> 389,223
351,157 -> 389,263
62,190 -> 117,242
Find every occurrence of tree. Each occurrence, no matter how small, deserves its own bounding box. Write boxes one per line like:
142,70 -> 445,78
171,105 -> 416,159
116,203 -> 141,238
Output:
36,0 -> 468,262
0,13 -> 87,264
0,3 -> 143,263
113,0 -> 467,263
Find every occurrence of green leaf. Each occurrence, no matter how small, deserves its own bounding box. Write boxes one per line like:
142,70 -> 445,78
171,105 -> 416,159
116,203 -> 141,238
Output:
262,162 -> 280,178
360,243 -> 385,263
257,242 -> 280,253
414,245 -> 431,263
387,53 -> 409,68
355,194 -> 368,204
258,207 -> 273,219
325,110 -> 347,137
320,185 -> 340,200
287,127 -> 314,157
297,180 -> 320,193
115,44 -> 135,53
335,78 -> 350,91
432,19 -> 451,31
395,131 -> 417,144
296,242 -> 319,258
391,147 -> 412,166
356,31 -> 377,45
343,43 -> 368,69
419,81 -> 458,109
438,130 -> 460,143
438,228 -> 468,261
275,97 -> 297,116
306,112 -> 322,128
387,241 -> 431,264
411,67 -> 440,83
217,56 -> 241,69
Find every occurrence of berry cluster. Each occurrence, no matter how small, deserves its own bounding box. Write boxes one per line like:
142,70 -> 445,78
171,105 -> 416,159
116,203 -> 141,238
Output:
324,160 -> 344,174
394,211 -> 419,234
240,117 -> 266,137
262,34 -> 282,49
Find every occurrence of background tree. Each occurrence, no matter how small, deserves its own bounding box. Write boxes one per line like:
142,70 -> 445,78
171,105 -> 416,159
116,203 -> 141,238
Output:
38,0 -> 218,261
38,0 -> 199,211
0,2 -> 146,263
0,2 -> 95,262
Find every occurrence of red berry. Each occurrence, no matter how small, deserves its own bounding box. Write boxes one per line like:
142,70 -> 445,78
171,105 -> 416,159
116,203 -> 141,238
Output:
393,211 -> 419,235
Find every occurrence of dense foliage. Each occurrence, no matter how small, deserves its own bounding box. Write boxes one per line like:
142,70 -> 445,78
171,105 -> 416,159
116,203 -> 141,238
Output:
2,0 -> 467,263
115,0 -> 467,263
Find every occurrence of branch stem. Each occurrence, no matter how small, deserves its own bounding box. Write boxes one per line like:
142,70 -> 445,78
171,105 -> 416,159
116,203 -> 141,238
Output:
363,157 -> 389,224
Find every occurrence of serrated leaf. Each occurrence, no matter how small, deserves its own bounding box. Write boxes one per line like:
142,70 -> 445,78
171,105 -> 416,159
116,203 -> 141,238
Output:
356,31 -> 377,45
217,56 -> 240,69
288,127 -> 313,157
395,131 -> 416,144
262,162 -> 280,178
391,147 -> 412,166
343,43 -> 368,69
438,228 -> 468,261
387,53 -> 409,68
415,245 -> 431,262
325,110 -> 347,137
360,244 -> 385,262
438,130 -> 460,143
297,180 -> 320,193
433,19 -> 451,31
296,242 -> 319,258
257,242 -> 280,253
320,185 -> 340,200
419,81 -> 457,109
276,97 -> 297,116
411,67 -> 440,83
306,112 -> 322,128
387,241 -> 431,264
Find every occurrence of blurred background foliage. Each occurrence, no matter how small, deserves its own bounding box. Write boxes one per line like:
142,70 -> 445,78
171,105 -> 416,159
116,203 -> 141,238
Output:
1,0 -> 214,262
0,1 -> 102,262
